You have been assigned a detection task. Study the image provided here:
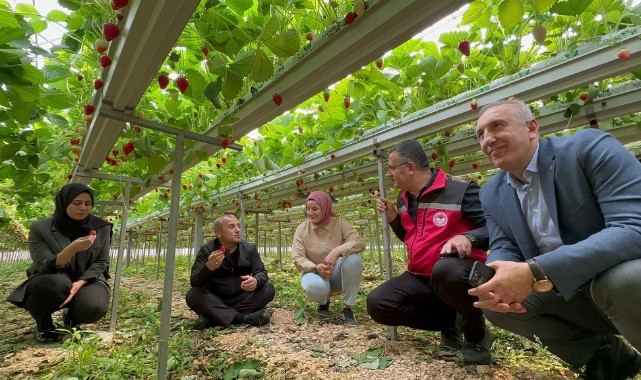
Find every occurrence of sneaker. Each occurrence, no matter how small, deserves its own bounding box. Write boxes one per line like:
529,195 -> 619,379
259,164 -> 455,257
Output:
35,328 -> 60,343
585,335 -> 641,380
243,309 -> 271,327
317,300 -> 331,317
439,326 -> 463,351
342,308 -> 358,325
462,326 -> 493,365
193,315 -> 215,330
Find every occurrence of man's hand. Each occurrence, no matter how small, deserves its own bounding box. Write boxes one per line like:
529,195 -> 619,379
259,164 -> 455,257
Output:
376,197 -> 398,223
240,275 -> 257,291
468,260 -> 533,313
441,234 -> 472,258
206,249 -> 225,271
60,279 -> 87,308
315,263 -> 331,278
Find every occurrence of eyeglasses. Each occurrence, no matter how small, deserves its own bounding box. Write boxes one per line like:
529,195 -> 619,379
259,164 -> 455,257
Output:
387,161 -> 409,172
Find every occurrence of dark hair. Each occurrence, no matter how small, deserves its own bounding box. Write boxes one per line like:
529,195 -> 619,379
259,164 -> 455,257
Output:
390,139 -> 430,170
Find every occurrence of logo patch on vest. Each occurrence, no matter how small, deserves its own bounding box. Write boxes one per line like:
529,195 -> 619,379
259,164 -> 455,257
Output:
433,211 -> 448,227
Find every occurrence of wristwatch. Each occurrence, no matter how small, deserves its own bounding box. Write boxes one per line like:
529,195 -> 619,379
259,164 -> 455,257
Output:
463,233 -> 476,247
526,259 -> 554,292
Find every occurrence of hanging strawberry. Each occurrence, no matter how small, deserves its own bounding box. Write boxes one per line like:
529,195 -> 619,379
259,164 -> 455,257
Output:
111,0 -> 129,9
344,95 -> 351,109
84,104 -> 96,115
158,74 -> 169,89
103,22 -> 120,41
344,12 -> 357,25
95,38 -> 108,54
323,89 -> 330,102
458,40 -> 471,57
375,57 -> 384,69
221,139 -> 230,149
94,79 -> 104,90
272,93 -> 283,106
100,55 -> 112,67
201,46 -> 209,56
175,76 -> 189,94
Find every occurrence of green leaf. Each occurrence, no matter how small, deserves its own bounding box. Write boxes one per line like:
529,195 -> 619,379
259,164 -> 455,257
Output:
42,65 -> 71,83
148,154 -> 168,174
15,3 -> 39,19
550,0 -> 591,16
11,101 -> 36,124
261,15 -> 279,42
222,70 -> 243,100
462,0 -> 492,27
47,10 -> 68,22
250,48 -> 274,82
316,141 -> 331,153
0,9 -> 20,29
8,85 -> 39,102
498,0 -> 524,31
0,164 -> 17,180
29,19 -> 47,34
230,50 -> 255,77
1,143 -> 22,161
527,0 -> 556,13
225,0 -> 253,15
265,30 -> 300,58
65,11 -> 84,31
44,113 -> 68,127
16,64 -> 43,84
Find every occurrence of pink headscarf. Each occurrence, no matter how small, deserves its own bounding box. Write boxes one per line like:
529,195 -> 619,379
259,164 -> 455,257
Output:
306,191 -> 336,227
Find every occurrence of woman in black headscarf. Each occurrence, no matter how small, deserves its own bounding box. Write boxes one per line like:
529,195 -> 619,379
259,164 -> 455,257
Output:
7,184 -> 112,342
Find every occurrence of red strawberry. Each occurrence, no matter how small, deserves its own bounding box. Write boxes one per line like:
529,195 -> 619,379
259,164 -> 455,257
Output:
618,48 -> 630,61
158,74 -> 169,89
221,139 -> 229,149
175,77 -> 189,94
579,92 -> 588,102
163,193 -> 169,199
331,153 -> 335,160
472,162 -> 479,169
458,40 -> 471,57
220,246 -> 227,254
183,184 -> 188,190
344,12 -> 357,25
111,0 -> 129,9
89,229 -> 97,236
77,75 -> 84,81
169,169 -> 174,175
375,57 -> 384,69
95,38 -> 108,54
94,79 -> 104,90
306,32 -> 314,42
112,149 -> 119,156
216,163 -> 221,169
201,46 -> 209,56
344,95 -> 351,109
103,23 -> 120,41
70,138 -> 80,146
272,93 -> 283,106
222,157 -> 227,164
323,89 -> 330,102
449,159 -> 456,168
67,174 -> 73,180
158,175 -> 164,181
84,104 -> 96,115
329,186 -> 334,193
470,98 -> 478,110
431,152 -> 438,160
100,55 -> 112,67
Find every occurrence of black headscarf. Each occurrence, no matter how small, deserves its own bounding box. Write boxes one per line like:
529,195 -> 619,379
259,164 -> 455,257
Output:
52,184 -> 111,240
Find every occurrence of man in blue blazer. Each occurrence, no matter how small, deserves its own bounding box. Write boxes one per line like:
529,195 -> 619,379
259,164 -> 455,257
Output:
468,99 -> 641,380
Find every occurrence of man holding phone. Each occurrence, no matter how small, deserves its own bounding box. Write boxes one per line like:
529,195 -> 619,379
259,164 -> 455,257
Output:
185,214 -> 275,329
470,99 -> 641,379
367,139 -> 492,364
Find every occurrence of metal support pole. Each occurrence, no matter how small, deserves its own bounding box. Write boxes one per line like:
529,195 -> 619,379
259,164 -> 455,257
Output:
157,134 -> 185,380
194,209 -> 203,261
109,181 -> 130,331
239,194 -> 246,240
155,221 -> 163,280
277,222 -> 283,271
126,231 -> 132,268
374,144 -> 397,341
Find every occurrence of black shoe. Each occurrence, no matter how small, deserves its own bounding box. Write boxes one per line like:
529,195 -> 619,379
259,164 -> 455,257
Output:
62,310 -> 81,330
462,326 -> 493,365
439,326 -> 463,351
317,300 -> 331,317
342,308 -> 357,325
193,315 -> 215,330
585,335 -> 641,380
35,328 -> 60,343
243,309 -> 270,327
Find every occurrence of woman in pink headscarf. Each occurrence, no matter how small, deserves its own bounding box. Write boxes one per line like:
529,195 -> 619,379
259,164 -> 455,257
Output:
292,191 -> 365,325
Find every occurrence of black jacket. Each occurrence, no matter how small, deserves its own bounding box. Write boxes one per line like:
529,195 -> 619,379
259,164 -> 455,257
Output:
190,238 -> 269,299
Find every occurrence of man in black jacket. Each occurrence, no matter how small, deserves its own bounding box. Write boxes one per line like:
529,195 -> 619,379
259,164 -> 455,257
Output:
186,214 -> 275,329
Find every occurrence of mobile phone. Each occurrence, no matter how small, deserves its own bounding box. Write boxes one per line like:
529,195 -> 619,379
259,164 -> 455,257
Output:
468,261 -> 495,287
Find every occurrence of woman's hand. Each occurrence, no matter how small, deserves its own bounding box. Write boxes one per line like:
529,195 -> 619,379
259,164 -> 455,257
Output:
323,248 -> 342,274
60,279 -> 88,308
71,236 -> 95,254
315,263 -> 331,278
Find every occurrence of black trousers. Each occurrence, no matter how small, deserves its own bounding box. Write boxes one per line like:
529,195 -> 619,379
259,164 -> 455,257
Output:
185,282 -> 275,328
366,257 -> 486,342
24,273 -> 110,331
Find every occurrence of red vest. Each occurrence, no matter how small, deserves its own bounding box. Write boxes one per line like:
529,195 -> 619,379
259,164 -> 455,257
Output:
397,170 -> 487,276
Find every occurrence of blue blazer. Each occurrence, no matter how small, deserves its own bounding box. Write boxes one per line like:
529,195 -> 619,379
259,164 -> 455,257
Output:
480,129 -> 641,300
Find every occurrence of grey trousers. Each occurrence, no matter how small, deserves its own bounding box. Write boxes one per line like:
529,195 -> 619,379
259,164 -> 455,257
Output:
485,259 -> 641,367
300,253 -> 363,306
